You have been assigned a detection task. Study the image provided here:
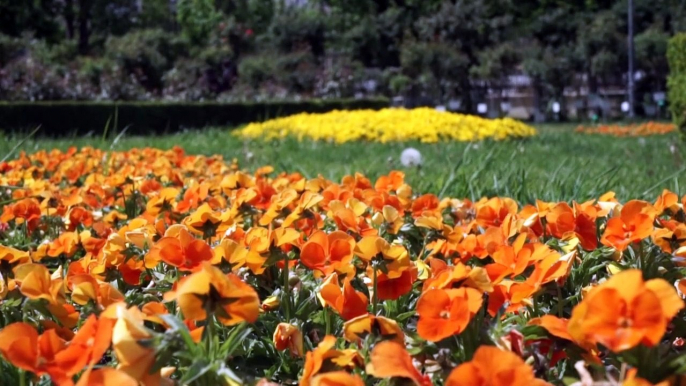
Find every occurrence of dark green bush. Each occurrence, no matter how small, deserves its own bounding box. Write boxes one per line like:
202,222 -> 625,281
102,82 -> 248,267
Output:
0,34 -> 24,66
105,29 -> 190,91
667,33 -> 686,139
0,99 -> 390,135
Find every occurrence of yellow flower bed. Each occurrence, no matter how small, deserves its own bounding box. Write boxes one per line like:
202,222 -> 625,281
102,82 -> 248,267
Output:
235,107 -> 537,143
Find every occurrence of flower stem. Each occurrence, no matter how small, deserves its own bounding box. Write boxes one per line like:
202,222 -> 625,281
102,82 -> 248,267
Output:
556,283 -> 563,317
324,306 -> 331,335
372,265 -> 378,315
19,369 -> 26,386
283,252 -> 291,321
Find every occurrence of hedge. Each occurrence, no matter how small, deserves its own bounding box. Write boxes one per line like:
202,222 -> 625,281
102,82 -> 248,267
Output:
668,33 -> 686,139
0,99 -> 390,136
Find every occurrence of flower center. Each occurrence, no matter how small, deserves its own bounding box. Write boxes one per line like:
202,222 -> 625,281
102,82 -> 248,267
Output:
619,317 -> 633,328
439,310 -> 451,319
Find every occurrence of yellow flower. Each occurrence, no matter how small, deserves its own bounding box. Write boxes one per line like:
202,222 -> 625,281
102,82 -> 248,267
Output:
235,108 -> 536,143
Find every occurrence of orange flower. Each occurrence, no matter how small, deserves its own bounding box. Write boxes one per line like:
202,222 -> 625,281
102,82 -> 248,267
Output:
475,197 -> 518,228
318,273 -> 369,321
47,231 -> 80,258
528,315 -> 599,362
601,200 -> 656,251
0,315 -> 113,385
243,226 -> 300,274
70,273 -> 124,308
170,262 -> 260,325
300,230 -> 355,277
416,287 -> 483,342
311,371 -> 365,386
343,314 -> 404,344
76,367 -> 138,386
545,202 -> 598,250
301,335 -> 362,386
445,345 -> 550,386
103,303 -> 161,385
146,225 -> 214,271
486,234 -> 560,283
3,197 -> 42,231
273,323 -> 304,357
0,244 -> 30,264
13,263 -> 65,305
366,341 -> 432,386
568,269 -> 684,352
371,267 -> 417,301
282,190 -> 324,227
355,236 -> 411,274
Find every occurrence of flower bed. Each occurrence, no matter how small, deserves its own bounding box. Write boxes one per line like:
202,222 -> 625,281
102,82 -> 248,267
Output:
235,107 -> 537,143
0,147 -> 685,385
575,122 -> 676,137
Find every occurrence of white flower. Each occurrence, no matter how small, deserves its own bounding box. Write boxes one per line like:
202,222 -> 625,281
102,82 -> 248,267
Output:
400,147 -> 422,167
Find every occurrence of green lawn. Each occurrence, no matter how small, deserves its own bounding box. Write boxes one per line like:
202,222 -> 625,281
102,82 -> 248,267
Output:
1,124 -> 684,203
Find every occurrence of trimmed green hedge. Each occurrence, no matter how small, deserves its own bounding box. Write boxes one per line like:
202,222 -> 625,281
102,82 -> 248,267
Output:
0,99 -> 390,135
668,34 -> 686,139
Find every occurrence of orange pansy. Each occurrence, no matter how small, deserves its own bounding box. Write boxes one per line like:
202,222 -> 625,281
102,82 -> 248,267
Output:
300,230 -> 355,277
568,269 -> 684,352
170,262 -> 260,325
445,345 -> 550,386
416,287 -> 483,342
273,323 -> 304,358
366,341 -> 432,386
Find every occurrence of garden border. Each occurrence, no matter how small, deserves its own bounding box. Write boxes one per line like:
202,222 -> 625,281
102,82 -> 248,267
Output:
0,98 -> 390,135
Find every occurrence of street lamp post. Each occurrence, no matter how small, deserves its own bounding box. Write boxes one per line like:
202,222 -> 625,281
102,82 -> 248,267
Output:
627,0 -> 636,119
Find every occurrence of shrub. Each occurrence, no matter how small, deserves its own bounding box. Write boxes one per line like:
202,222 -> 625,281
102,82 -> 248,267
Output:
238,54 -> 278,90
105,29 -> 190,91
176,0 -> 222,44
268,6 -> 326,58
667,33 -> 686,139
0,34 -> 24,66
0,99 -> 390,134
274,51 -> 318,93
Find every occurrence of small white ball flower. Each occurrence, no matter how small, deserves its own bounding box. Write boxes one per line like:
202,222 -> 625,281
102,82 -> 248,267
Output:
400,147 -> 422,167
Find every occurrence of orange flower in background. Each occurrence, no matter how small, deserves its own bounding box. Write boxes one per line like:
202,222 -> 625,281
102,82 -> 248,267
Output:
0,244 -> 30,264
318,273 -> 369,321
169,262 -> 260,325
300,230 -> 355,277
13,263 -> 65,305
343,314 -> 404,344
445,345 -> 550,386
568,269 -> 684,352
601,200 -> 656,251
48,231 -> 80,258
146,225 -> 214,271
273,323 -> 304,357
366,341 -> 432,386
1,197 -> 42,231
416,287 -> 483,342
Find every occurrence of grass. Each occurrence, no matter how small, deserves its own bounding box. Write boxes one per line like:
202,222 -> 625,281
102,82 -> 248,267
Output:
1,124 -> 685,203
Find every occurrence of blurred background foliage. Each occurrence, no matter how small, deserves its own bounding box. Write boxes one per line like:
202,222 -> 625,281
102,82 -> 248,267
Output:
0,0 -> 682,113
